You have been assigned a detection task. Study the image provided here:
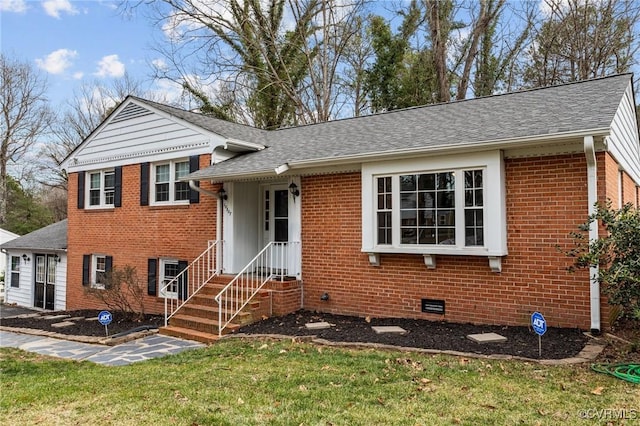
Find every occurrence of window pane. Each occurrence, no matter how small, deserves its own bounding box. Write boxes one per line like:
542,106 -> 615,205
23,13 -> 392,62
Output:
377,212 -> 391,245
164,262 -> 180,292
418,174 -> 435,190
475,189 -> 483,206
104,170 -> 115,205
401,228 -> 417,244
400,175 -> 416,191
156,164 -> 170,183
156,183 -> 169,202
89,190 -> 100,206
437,191 -> 455,208
400,193 -> 416,209
90,173 -> 101,189
418,228 -> 436,244
437,210 -> 455,226
419,192 -> 435,208
175,161 -> 189,179
438,228 -> 456,244
474,170 -> 483,188
11,256 -> 20,271
175,181 -> 189,201
401,210 -> 417,226
437,172 -> 455,190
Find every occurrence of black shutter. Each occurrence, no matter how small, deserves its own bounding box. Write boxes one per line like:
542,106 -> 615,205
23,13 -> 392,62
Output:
147,258 -> 157,296
77,172 -> 85,209
140,162 -> 150,206
189,155 -> 200,204
82,254 -> 90,286
114,166 -> 123,207
177,260 -> 188,301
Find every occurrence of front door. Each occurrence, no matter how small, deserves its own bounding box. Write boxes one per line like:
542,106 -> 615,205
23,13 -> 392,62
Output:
34,254 -> 56,310
262,185 -> 289,274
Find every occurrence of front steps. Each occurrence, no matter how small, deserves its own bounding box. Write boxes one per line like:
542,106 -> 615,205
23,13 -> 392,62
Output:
159,276 -> 271,344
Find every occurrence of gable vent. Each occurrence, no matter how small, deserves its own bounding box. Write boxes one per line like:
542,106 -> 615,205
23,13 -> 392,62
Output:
112,103 -> 153,123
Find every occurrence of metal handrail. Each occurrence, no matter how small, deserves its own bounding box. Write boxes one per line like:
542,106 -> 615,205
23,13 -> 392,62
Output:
163,240 -> 220,326
215,241 -> 300,336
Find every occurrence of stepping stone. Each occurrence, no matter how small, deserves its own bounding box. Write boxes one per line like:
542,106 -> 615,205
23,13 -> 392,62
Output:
372,326 -> 407,335
16,313 -> 42,318
51,321 -> 76,328
305,322 -> 331,330
467,332 -> 508,343
42,314 -> 71,320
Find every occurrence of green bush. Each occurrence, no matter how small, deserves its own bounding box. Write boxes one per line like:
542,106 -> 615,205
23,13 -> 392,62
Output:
567,201 -> 640,321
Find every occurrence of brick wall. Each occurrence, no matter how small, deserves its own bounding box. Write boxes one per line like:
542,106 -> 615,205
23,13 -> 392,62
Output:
299,153 -> 599,329
66,155 -> 219,313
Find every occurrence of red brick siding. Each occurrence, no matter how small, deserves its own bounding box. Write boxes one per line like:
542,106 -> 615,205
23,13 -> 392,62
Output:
300,154 -> 596,329
66,155 -> 219,313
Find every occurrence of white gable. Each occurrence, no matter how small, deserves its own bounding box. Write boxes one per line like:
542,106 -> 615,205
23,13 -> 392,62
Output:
608,81 -> 640,184
63,99 -> 227,173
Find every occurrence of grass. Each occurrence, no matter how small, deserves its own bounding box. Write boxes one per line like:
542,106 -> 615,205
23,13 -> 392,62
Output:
1,338 -> 639,425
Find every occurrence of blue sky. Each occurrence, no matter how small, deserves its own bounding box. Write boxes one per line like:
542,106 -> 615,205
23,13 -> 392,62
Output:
1,0 -> 162,108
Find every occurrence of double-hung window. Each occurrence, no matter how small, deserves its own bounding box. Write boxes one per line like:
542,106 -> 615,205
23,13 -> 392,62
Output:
93,255 -> 107,289
363,151 -> 507,261
152,160 -> 190,204
10,256 -> 20,288
87,170 -> 115,208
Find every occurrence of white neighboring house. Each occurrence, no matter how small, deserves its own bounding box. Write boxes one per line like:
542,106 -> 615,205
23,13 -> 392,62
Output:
0,220 -> 67,310
0,228 -> 19,302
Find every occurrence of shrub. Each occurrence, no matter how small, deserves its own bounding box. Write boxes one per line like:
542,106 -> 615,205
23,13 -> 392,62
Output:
567,201 -> 640,322
84,265 -> 146,321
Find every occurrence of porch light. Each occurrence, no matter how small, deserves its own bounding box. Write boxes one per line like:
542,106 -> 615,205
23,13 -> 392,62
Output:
218,188 -> 228,200
289,182 -> 300,198
22,254 -> 30,263
53,254 -> 61,263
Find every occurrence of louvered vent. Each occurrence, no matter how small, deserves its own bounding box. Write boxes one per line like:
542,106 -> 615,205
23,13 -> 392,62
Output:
111,103 -> 153,123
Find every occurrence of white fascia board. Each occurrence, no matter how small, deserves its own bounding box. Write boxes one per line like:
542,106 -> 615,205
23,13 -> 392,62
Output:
224,138 -> 266,152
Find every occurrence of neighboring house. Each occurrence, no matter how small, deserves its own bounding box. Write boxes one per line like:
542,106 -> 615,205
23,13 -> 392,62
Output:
0,220 -> 67,310
60,74 -> 640,340
0,228 -> 19,302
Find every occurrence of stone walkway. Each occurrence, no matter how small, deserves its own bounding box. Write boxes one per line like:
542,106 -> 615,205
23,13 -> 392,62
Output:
0,331 -> 204,366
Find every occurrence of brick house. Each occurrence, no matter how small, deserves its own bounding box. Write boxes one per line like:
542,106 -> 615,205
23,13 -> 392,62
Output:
61,74 -> 640,342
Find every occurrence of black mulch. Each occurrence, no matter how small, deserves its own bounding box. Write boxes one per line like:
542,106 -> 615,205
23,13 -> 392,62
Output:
238,310 -> 590,360
1,308 -> 590,360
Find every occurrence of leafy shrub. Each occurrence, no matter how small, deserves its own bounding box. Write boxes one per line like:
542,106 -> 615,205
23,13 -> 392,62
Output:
84,265 -> 146,321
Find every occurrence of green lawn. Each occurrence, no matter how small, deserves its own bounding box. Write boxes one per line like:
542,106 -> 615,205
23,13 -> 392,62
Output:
1,338 -> 638,425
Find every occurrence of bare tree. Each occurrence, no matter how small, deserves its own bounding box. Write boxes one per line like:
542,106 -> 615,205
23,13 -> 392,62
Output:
524,0 -> 640,87
0,54 -> 53,226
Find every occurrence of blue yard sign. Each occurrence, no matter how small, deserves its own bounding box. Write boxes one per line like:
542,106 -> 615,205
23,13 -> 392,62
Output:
98,310 -> 112,337
531,312 -> 547,336
98,310 -> 113,326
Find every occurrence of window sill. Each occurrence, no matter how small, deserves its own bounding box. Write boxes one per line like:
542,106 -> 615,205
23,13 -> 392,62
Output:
363,247 -> 505,273
148,203 -> 190,210
83,207 -> 115,213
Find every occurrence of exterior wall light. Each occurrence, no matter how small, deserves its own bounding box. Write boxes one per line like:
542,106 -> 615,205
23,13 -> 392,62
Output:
289,182 -> 300,198
218,188 -> 228,200
22,254 -> 30,263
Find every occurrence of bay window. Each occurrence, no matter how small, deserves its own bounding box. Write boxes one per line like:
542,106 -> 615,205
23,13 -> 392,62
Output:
363,151 -> 507,269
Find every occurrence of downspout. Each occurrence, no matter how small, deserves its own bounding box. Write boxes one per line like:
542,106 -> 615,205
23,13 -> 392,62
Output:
583,136 -> 600,334
189,180 -> 223,273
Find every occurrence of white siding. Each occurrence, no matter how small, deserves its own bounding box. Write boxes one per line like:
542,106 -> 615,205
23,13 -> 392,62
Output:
4,250 -> 67,310
65,100 -> 227,173
4,250 -> 33,308
608,82 -> 640,184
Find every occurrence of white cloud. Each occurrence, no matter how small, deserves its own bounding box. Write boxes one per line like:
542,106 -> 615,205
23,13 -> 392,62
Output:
42,0 -> 78,18
94,55 -> 125,78
151,58 -> 168,72
72,71 -> 84,80
0,0 -> 27,13
35,49 -> 78,74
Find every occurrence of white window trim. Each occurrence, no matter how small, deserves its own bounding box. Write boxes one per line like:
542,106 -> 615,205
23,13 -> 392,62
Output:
150,159 -> 190,206
159,258 -> 179,298
362,151 -> 507,261
86,169 -> 115,209
91,254 -> 107,289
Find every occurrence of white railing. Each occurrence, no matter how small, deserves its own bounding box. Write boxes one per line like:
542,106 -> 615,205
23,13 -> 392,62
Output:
215,241 -> 301,336
163,240 -> 220,326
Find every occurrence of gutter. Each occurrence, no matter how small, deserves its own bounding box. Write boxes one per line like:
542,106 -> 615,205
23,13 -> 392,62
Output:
189,180 -> 223,273
584,136 -> 600,334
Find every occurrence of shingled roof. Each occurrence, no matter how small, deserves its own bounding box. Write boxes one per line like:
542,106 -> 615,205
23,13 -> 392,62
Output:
0,220 -> 67,251
185,74 -> 633,181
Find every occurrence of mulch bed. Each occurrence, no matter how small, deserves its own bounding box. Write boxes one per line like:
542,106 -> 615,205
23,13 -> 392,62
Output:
239,310 -> 589,360
4,308 -> 637,362
0,310 -> 165,337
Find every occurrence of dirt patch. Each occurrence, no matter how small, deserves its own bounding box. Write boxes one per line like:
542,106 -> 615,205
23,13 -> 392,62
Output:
239,310 -> 590,360
0,310 -> 164,337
